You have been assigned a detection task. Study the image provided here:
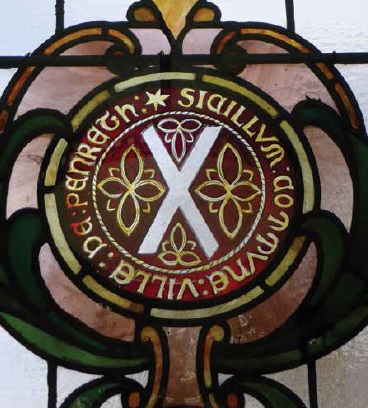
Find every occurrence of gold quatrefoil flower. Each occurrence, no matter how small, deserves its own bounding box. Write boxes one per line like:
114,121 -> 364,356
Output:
195,143 -> 262,239
98,145 -> 166,236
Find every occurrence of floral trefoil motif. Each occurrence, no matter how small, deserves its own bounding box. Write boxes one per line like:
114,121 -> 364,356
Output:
158,118 -> 202,163
196,143 -> 262,239
158,222 -> 202,267
98,145 -> 166,236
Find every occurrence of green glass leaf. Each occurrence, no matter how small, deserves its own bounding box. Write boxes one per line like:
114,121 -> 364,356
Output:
0,110 -> 70,177
212,209 -> 365,375
7,210 -> 47,309
300,211 -> 346,310
214,273 -> 367,376
0,110 -> 70,221
7,210 -> 109,351
308,301 -> 368,356
6,210 -> 149,365
293,100 -> 368,275
0,264 -> 10,287
60,380 -> 122,408
0,114 -> 145,369
59,377 -> 143,408
0,285 -> 33,321
238,377 -> 307,408
349,133 -> 368,272
0,312 -> 148,373
292,100 -> 346,146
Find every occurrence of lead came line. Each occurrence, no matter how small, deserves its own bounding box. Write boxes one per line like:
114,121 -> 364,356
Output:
2,53 -> 368,69
285,0 -> 295,32
55,0 -> 65,34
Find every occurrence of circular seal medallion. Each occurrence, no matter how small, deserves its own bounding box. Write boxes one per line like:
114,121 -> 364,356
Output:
41,71 -> 315,322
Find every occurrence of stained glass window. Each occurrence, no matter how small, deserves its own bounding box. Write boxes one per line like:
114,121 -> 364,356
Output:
1,1 -> 368,407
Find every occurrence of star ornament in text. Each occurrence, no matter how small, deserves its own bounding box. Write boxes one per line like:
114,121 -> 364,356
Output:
145,89 -> 170,111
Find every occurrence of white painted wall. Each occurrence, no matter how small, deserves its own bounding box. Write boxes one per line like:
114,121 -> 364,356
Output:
0,1 -> 367,407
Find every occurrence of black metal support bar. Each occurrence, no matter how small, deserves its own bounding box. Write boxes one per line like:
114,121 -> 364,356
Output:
1,52 -> 368,69
308,360 -> 319,408
55,0 -> 65,34
285,0 -> 295,32
47,362 -> 57,408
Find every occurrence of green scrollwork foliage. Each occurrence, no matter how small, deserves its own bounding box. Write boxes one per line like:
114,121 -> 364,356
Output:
59,377 -> 143,408
212,101 -> 368,381
222,376 -> 307,408
0,111 -> 150,374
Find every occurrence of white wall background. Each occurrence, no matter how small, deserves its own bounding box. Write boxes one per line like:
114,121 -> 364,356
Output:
0,1 -> 368,407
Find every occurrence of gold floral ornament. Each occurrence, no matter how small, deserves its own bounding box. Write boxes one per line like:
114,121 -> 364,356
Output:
158,118 -> 202,163
195,143 -> 262,239
98,145 -> 166,236
158,223 -> 202,267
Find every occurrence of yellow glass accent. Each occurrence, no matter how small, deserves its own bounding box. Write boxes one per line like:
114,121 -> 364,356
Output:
153,0 -> 199,39
45,139 -> 68,187
83,275 -> 144,313
202,75 -> 279,118
216,32 -> 236,56
0,109 -> 8,134
44,194 -> 81,274
151,286 -> 264,320
98,145 -> 165,236
335,83 -> 359,130
71,90 -> 110,131
238,28 -> 310,54
7,29 -> 102,107
203,326 -> 225,407
209,395 -> 220,408
203,326 -> 225,388
280,121 -> 315,212
193,7 -> 216,22
44,29 -> 103,55
114,73 -> 196,93
133,7 -> 157,22
316,63 -> 334,81
107,29 -> 135,53
141,327 -> 163,408
7,67 -> 36,106
196,143 -> 261,239
266,237 -> 306,286
158,223 -> 201,267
